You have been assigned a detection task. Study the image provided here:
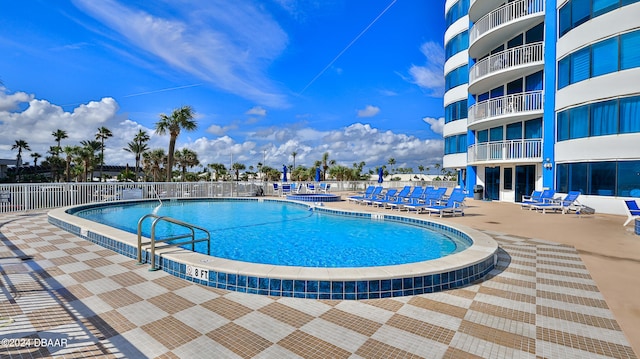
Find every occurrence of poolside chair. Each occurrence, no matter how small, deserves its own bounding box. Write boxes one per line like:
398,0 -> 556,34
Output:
419,189 -> 466,217
370,188 -> 399,207
519,190 -> 542,209
272,183 -> 280,196
403,187 -> 447,213
290,183 -> 301,194
386,186 -> 424,210
320,183 -> 331,193
531,191 -> 581,214
281,184 -> 291,196
306,183 -> 317,193
370,186 -> 410,207
347,186 -> 375,203
623,200 -> 640,226
521,189 -> 555,210
354,186 -> 383,205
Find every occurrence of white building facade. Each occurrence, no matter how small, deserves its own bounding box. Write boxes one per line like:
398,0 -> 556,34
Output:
443,0 -> 640,215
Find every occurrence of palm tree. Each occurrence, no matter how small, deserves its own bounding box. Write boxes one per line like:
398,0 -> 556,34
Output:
80,140 -> 102,181
174,148 -> 200,181
11,139 -> 30,182
30,152 -> 42,175
155,106 -> 197,182
124,129 -> 150,181
291,151 -> 297,170
142,149 -> 167,182
388,158 -> 396,174
63,146 -> 80,182
208,163 -> 226,181
232,163 -> 246,181
321,152 -> 335,181
95,126 -> 113,181
52,129 -> 68,151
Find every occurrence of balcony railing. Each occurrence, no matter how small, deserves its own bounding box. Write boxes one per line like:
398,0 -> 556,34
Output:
468,139 -> 542,163
470,0 -> 544,44
468,90 -> 543,125
469,42 -> 543,83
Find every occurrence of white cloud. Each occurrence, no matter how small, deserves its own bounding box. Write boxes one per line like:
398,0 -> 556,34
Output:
245,106 -> 267,116
408,41 -> 444,96
422,116 -> 445,135
72,0 -> 289,107
356,105 -> 380,118
0,87 -> 34,111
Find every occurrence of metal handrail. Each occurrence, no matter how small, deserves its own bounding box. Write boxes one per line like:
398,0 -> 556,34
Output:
137,213 -> 211,271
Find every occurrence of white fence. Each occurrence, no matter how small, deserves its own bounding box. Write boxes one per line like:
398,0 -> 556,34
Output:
470,0 -> 545,44
469,42 -> 544,83
0,180 -> 458,214
468,139 -> 542,163
468,90 -> 544,125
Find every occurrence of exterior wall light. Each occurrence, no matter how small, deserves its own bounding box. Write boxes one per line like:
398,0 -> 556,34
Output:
543,158 -> 553,170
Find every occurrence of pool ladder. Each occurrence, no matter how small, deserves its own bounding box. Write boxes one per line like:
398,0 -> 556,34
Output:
136,214 -> 211,271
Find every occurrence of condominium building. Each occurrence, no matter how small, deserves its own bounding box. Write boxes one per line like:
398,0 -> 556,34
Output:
443,0 -> 640,215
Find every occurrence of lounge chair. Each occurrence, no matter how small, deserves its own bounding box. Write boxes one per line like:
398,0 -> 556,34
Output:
370,188 -> 399,207
347,186 -> 375,203
272,183 -> 280,196
354,186 -> 383,205
519,190 -> 542,209
521,189 -> 555,210
531,191 -> 581,214
290,183 -> 301,194
386,187 -> 424,210
281,184 -> 291,196
371,186 -> 410,207
623,200 -> 640,226
306,183 -> 316,193
403,187 -> 447,213
419,189 -> 466,217
319,183 -> 331,193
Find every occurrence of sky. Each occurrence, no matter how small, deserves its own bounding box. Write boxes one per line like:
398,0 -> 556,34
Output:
0,0 -> 446,174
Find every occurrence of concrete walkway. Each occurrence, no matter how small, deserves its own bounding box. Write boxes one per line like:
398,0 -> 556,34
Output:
0,196 -> 638,358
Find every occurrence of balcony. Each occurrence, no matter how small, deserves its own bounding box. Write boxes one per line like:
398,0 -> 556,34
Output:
468,90 -> 543,128
468,139 -> 542,164
468,42 -> 543,94
469,0 -> 544,59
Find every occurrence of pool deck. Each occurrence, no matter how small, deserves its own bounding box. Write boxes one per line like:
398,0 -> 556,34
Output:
0,197 -> 639,358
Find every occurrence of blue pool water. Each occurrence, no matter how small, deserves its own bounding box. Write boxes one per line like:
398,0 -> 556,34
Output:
73,199 -> 470,268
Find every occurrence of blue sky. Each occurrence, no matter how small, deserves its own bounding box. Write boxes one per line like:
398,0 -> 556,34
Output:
0,0 -> 446,173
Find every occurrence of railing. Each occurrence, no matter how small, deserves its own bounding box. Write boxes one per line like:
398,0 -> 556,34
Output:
136,214 -> 211,271
469,42 -> 543,83
0,180 -> 459,214
470,0 -> 544,44
468,139 -> 542,163
468,90 -> 543,125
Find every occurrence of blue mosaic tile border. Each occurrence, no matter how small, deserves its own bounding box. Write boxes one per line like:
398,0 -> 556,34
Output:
285,194 -> 341,202
49,199 -> 495,299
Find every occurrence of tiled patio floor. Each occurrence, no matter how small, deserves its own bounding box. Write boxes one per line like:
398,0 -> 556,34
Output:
0,210 -> 637,358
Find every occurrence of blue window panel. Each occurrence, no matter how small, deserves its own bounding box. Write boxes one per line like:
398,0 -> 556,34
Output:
617,161 -> 640,197
588,162 -> 616,196
571,0 -> 591,28
590,100 -> 618,136
445,99 -> 468,123
490,86 -> 504,98
593,0 -> 619,17
477,129 -> 488,143
556,163 -> 569,193
591,37 -> 618,76
569,163 -> 588,195
621,30 -> 640,70
445,31 -> 468,60
489,126 -> 503,141
559,2 -> 572,37
558,110 -> 569,142
507,34 -> 523,48
477,92 -> 490,102
445,66 -> 468,91
620,95 -> 640,133
506,122 -> 523,140
569,105 -> 589,139
526,23 -> 544,43
507,78 -> 523,95
525,118 -> 542,139
457,134 -> 467,153
558,57 -> 570,89
525,71 -> 544,92
570,47 -> 590,84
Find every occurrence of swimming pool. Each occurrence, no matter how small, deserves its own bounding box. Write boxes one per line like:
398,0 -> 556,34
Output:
71,199 -> 469,267
49,198 -> 498,299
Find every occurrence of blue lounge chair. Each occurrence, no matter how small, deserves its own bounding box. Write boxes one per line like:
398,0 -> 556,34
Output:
420,189 -> 466,217
386,187 -> 424,210
347,185 -> 375,203
623,200 -> 640,226
521,189 -> 555,210
354,186 -> 383,205
532,191 -> 581,214
281,184 -> 291,196
306,183 -> 317,193
519,190 -> 542,209
370,188 -> 399,207
320,183 -> 331,193
272,183 -> 280,196
371,186 -> 410,207
403,187 -> 447,213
